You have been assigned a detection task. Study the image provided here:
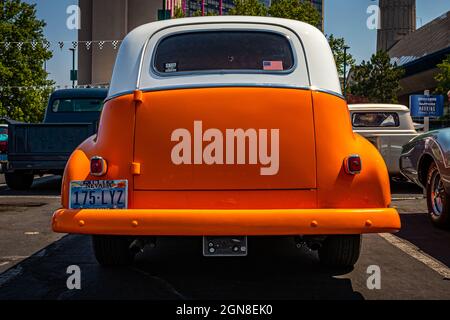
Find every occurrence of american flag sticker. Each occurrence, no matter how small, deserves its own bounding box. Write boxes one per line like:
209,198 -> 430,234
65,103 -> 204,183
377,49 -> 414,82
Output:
263,60 -> 284,71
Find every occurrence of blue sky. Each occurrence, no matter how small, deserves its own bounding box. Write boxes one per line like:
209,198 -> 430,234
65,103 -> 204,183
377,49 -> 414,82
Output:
24,0 -> 450,87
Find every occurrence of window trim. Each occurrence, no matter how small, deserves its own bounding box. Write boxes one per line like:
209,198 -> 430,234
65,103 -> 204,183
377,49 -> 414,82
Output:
150,29 -> 298,78
351,112 -> 400,128
51,98 -> 105,113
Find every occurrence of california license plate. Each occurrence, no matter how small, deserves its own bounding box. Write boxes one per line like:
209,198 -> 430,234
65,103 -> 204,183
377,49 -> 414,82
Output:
69,180 -> 127,209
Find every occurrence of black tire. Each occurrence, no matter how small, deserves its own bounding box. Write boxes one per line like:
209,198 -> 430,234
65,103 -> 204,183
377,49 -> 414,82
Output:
5,172 -> 34,190
426,162 -> 450,229
318,235 -> 361,268
92,236 -> 135,266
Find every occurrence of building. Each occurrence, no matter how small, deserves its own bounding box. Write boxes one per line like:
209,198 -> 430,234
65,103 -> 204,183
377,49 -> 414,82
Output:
78,0 -> 325,85
309,0 -> 324,31
388,11 -> 450,106
377,0 -> 416,52
183,0 -> 235,16
182,0 -> 323,22
78,0 -> 162,85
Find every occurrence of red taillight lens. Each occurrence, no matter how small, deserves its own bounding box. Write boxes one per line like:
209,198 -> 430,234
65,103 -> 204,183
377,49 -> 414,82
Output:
345,155 -> 362,175
90,156 -> 107,176
0,141 -> 7,153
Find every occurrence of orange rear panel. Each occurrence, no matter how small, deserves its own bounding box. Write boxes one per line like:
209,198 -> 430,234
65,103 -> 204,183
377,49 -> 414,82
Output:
133,88 -> 316,190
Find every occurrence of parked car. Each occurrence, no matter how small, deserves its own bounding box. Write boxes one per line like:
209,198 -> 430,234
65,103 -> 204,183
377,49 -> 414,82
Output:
400,128 -> 450,228
1,88 -> 107,190
0,124 -> 7,163
52,16 -> 400,268
349,104 -> 418,177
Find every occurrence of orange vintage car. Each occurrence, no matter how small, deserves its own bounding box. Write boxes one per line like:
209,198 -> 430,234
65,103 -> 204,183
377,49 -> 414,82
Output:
52,16 -> 400,267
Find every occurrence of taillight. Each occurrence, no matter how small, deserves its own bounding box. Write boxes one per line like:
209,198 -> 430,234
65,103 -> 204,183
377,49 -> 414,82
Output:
90,156 -> 107,176
344,155 -> 362,175
0,141 -> 7,153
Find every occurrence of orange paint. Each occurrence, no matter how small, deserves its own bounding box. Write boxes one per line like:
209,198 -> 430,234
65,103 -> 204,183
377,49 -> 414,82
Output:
54,88 -> 400,236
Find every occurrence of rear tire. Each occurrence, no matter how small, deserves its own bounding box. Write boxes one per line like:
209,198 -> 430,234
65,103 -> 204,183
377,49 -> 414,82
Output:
426,162 -> 450,229
318,235 -> 362,268
5,172 -> 34,190
92,236 -> 135,266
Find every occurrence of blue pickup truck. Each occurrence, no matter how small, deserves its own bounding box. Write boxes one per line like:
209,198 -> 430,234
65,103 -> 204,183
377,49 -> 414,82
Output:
1,88 -> 107,190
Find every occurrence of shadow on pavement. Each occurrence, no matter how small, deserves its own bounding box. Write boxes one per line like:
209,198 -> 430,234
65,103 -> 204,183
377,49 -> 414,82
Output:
396,213 -> 450,268
0,235 -> 364,300
0,175 -> 62,196
390,180 -> 423,195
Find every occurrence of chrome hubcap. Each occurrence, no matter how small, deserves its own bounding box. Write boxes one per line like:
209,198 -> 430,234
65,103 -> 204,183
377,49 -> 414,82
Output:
431,172 -> 444,217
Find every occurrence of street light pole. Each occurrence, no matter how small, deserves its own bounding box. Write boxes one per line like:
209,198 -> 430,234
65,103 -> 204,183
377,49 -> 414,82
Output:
343,45 -> 350,97
69,48 -> 76,88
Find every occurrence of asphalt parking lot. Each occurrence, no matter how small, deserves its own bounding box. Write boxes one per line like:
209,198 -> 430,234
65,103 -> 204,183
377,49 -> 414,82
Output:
0,174 -> 449,300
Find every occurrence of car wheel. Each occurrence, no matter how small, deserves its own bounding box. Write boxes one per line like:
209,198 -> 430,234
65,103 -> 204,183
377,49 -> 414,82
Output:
318,235 -> 361,268
92,236 -> 135,266
4,172 -> 34,190
426,162 -> 450,228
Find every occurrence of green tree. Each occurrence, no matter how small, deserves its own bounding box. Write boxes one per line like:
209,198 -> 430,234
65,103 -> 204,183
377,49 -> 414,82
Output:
434,54 -> 450,95
434,55 -> 450,119
268,0 -> 321,27
192,9 -> 203,17
0,0 -> 53,123
230,0 -> 268,16
327,34 -> 355,80
349,51 -> 404,103
173,5 -> 186,18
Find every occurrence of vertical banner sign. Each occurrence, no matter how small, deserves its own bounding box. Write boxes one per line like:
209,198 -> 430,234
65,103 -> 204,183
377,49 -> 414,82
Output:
410,95 -> 445,117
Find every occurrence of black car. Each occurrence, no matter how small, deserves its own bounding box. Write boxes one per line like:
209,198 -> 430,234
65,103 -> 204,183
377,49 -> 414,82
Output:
400,128 -> 450,228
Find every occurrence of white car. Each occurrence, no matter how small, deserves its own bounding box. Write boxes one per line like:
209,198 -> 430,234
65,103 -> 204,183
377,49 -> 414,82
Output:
349,104 -> 418,176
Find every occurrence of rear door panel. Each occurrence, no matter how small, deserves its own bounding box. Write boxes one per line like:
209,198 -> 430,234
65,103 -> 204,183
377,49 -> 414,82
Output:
133,87 -> 316,190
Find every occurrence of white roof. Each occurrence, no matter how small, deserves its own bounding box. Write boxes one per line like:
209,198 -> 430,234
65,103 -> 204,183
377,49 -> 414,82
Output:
108,16 -> 341,100
348,104 -> 410,112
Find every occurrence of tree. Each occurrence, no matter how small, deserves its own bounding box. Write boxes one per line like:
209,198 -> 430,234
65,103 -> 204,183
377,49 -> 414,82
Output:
173,5 -> 186,18
0,0 -> 53,123
349,51 -> 404,104
230,0 -> 268,16
268,0 -> 321,27
434,55 -> 450,118
327,34 -> 355,80
434,54 -> 450,96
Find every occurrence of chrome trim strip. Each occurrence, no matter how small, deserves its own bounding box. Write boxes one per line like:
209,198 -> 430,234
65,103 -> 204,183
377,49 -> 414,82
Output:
104,84 -> 346,102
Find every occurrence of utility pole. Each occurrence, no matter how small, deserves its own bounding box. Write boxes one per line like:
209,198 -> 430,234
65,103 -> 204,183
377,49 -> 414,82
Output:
424,89 -> 430,132
69,48 -> 77,88
343,45 -> 350,97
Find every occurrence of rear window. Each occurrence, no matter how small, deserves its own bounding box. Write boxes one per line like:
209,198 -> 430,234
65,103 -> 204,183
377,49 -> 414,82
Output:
52,99 -> 104,113
153,31 -> 294,74
352,112 -> 400,128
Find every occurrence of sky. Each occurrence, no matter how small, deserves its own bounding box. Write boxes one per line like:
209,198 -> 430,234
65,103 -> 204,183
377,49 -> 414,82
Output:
23,0 -> 450,87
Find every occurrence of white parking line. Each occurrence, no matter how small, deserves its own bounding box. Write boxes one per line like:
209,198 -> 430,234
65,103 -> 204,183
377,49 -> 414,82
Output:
379,233 -> 450,280
391,196 -> 424,201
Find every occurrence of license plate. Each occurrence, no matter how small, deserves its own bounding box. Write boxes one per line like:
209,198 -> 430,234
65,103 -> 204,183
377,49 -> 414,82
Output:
69,180 -> 127,209
0,154 -> 7,162
203,236 -> 248,257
